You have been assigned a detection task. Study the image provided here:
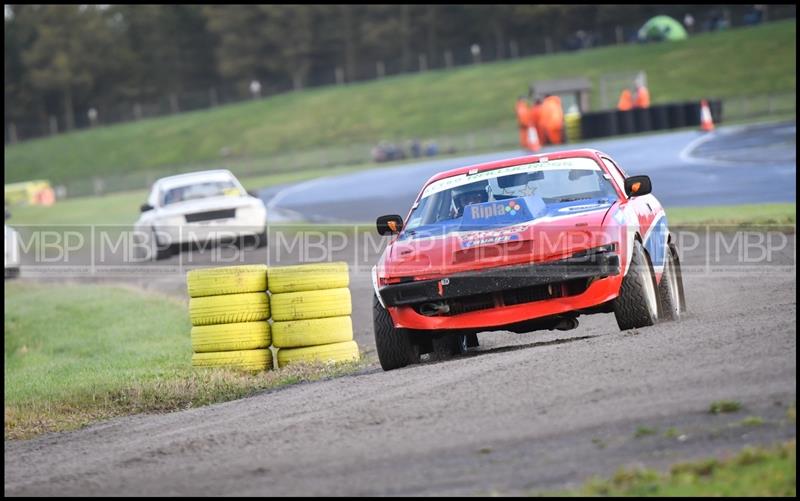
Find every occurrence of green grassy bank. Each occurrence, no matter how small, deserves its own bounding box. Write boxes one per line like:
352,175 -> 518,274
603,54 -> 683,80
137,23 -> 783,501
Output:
5,20 -> 795,184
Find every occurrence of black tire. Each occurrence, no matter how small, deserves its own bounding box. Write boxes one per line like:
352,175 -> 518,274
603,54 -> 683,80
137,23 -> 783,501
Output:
431,333 -> 467,361
373,294 -> 420,371
613,239 -> 659,330
658,243 -> 685,321
466,332 -> 480,348
152,229 -> 174,260
255,228 -> 268,248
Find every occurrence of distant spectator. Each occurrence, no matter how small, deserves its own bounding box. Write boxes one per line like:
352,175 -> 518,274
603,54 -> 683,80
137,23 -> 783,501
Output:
424,141 -> 439,157
371,145 -> 387,163
409,139 -> 422,158
706,9 -> 728,32
393,143 -> 407,161
743,5 -> 765,26
633,83 -> 650,109
683,13 -> 695,33
617,88 -> 633,111
540,94 -> 564,145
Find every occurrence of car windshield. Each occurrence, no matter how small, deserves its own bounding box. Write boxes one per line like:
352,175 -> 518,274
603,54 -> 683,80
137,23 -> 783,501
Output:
403,157 -> 619,237
161,180 -> 242,205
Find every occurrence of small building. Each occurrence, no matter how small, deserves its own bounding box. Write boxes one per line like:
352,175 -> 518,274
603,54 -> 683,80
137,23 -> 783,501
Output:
529,77 -> 592,114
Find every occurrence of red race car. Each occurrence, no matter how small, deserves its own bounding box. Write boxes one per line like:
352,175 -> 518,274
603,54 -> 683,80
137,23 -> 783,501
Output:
372,149 -> 686,371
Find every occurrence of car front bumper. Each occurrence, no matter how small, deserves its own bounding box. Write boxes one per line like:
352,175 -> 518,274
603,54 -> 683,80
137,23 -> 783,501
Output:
155,211 -> 267,244
380,250 -> 623,330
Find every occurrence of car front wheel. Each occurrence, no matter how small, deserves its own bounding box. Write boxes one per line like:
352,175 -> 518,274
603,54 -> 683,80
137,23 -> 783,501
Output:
613,239 -> 659,330
151,228 -> 175,260
373,294 -> 420,371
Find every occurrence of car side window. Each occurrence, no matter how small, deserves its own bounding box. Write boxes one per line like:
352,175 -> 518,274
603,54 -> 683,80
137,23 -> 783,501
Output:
601,158 -> 627,194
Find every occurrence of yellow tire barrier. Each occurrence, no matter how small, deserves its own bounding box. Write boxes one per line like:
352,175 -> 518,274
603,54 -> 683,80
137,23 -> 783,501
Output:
192,349 -> 273,372
189,292 -> 269,326
271,316 -> 353,348
267,262 -> 349,294
191,321 -> 271,353
269,288 -> 352,322
276,340 -> 360,368
187,264 -> 267,298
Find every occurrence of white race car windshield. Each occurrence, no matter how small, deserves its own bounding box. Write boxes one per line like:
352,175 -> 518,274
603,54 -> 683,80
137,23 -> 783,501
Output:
405,157 -> 619,232
162,180 -> 242,206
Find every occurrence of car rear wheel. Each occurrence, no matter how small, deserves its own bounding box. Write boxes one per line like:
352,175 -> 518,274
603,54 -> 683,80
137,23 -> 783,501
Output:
658,243 -> 685,321
431,333 -> 467,361
613,239 -> 659,330
373,294 -> 420,371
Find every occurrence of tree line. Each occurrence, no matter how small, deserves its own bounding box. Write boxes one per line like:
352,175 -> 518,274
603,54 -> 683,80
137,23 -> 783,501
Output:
4,4 -> 794,141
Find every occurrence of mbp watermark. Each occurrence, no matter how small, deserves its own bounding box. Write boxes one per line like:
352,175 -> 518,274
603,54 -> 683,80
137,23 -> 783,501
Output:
6,223 -> 795,279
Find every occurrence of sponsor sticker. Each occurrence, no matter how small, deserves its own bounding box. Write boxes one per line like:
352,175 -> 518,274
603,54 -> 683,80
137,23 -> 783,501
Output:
459,224 -> 528,249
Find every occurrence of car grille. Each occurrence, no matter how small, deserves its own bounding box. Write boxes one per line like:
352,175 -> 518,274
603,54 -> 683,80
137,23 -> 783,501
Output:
185,209 -> 236,223
453,240 -> 535,264
411,278 -> 590,316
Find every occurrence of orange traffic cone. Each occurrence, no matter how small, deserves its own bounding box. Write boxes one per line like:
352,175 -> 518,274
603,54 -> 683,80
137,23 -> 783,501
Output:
700,99 -> 715,132
527,125 -> 542,152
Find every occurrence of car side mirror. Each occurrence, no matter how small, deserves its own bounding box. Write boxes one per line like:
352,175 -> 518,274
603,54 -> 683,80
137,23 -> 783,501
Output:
377,215 -> 404,235
624,175 -> 652,197
247,190 -> 258,198
140,203 -> 154,212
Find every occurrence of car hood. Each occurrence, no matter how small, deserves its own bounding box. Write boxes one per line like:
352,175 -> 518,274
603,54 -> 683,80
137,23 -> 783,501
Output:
380,198 -> 616,280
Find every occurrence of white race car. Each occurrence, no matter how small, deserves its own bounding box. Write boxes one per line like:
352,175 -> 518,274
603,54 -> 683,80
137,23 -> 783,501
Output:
5,210 -> 21,278
134,170 -> 267,260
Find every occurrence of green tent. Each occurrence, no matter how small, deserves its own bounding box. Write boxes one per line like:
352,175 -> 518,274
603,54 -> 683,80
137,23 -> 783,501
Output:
638,15 -> 688,42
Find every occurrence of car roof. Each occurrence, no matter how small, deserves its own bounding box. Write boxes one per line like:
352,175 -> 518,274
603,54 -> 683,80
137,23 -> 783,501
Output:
422,149 -> 607,188
154,170 -> 237,191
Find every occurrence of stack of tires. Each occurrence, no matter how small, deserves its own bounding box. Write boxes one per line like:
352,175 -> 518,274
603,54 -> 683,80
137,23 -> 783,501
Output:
268,262 -> 360,368
187,265 -> 272,372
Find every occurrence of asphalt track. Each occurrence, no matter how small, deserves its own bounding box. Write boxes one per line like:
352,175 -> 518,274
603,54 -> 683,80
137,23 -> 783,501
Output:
263,121 -> 796,223
5,233 -> 797,496
4,120 -> 797,496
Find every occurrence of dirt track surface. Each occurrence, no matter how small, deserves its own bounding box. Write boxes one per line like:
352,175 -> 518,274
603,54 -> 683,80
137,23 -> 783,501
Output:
4,229 -> 796,496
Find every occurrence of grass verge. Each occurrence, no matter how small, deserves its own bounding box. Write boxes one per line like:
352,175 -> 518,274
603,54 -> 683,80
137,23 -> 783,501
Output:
6,165 -> 370,226
667,203 -> 795,227
709,399 -> 744,414
549,440 -> 796,496
4,281 -> 368,440
9,185 -> 795,231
